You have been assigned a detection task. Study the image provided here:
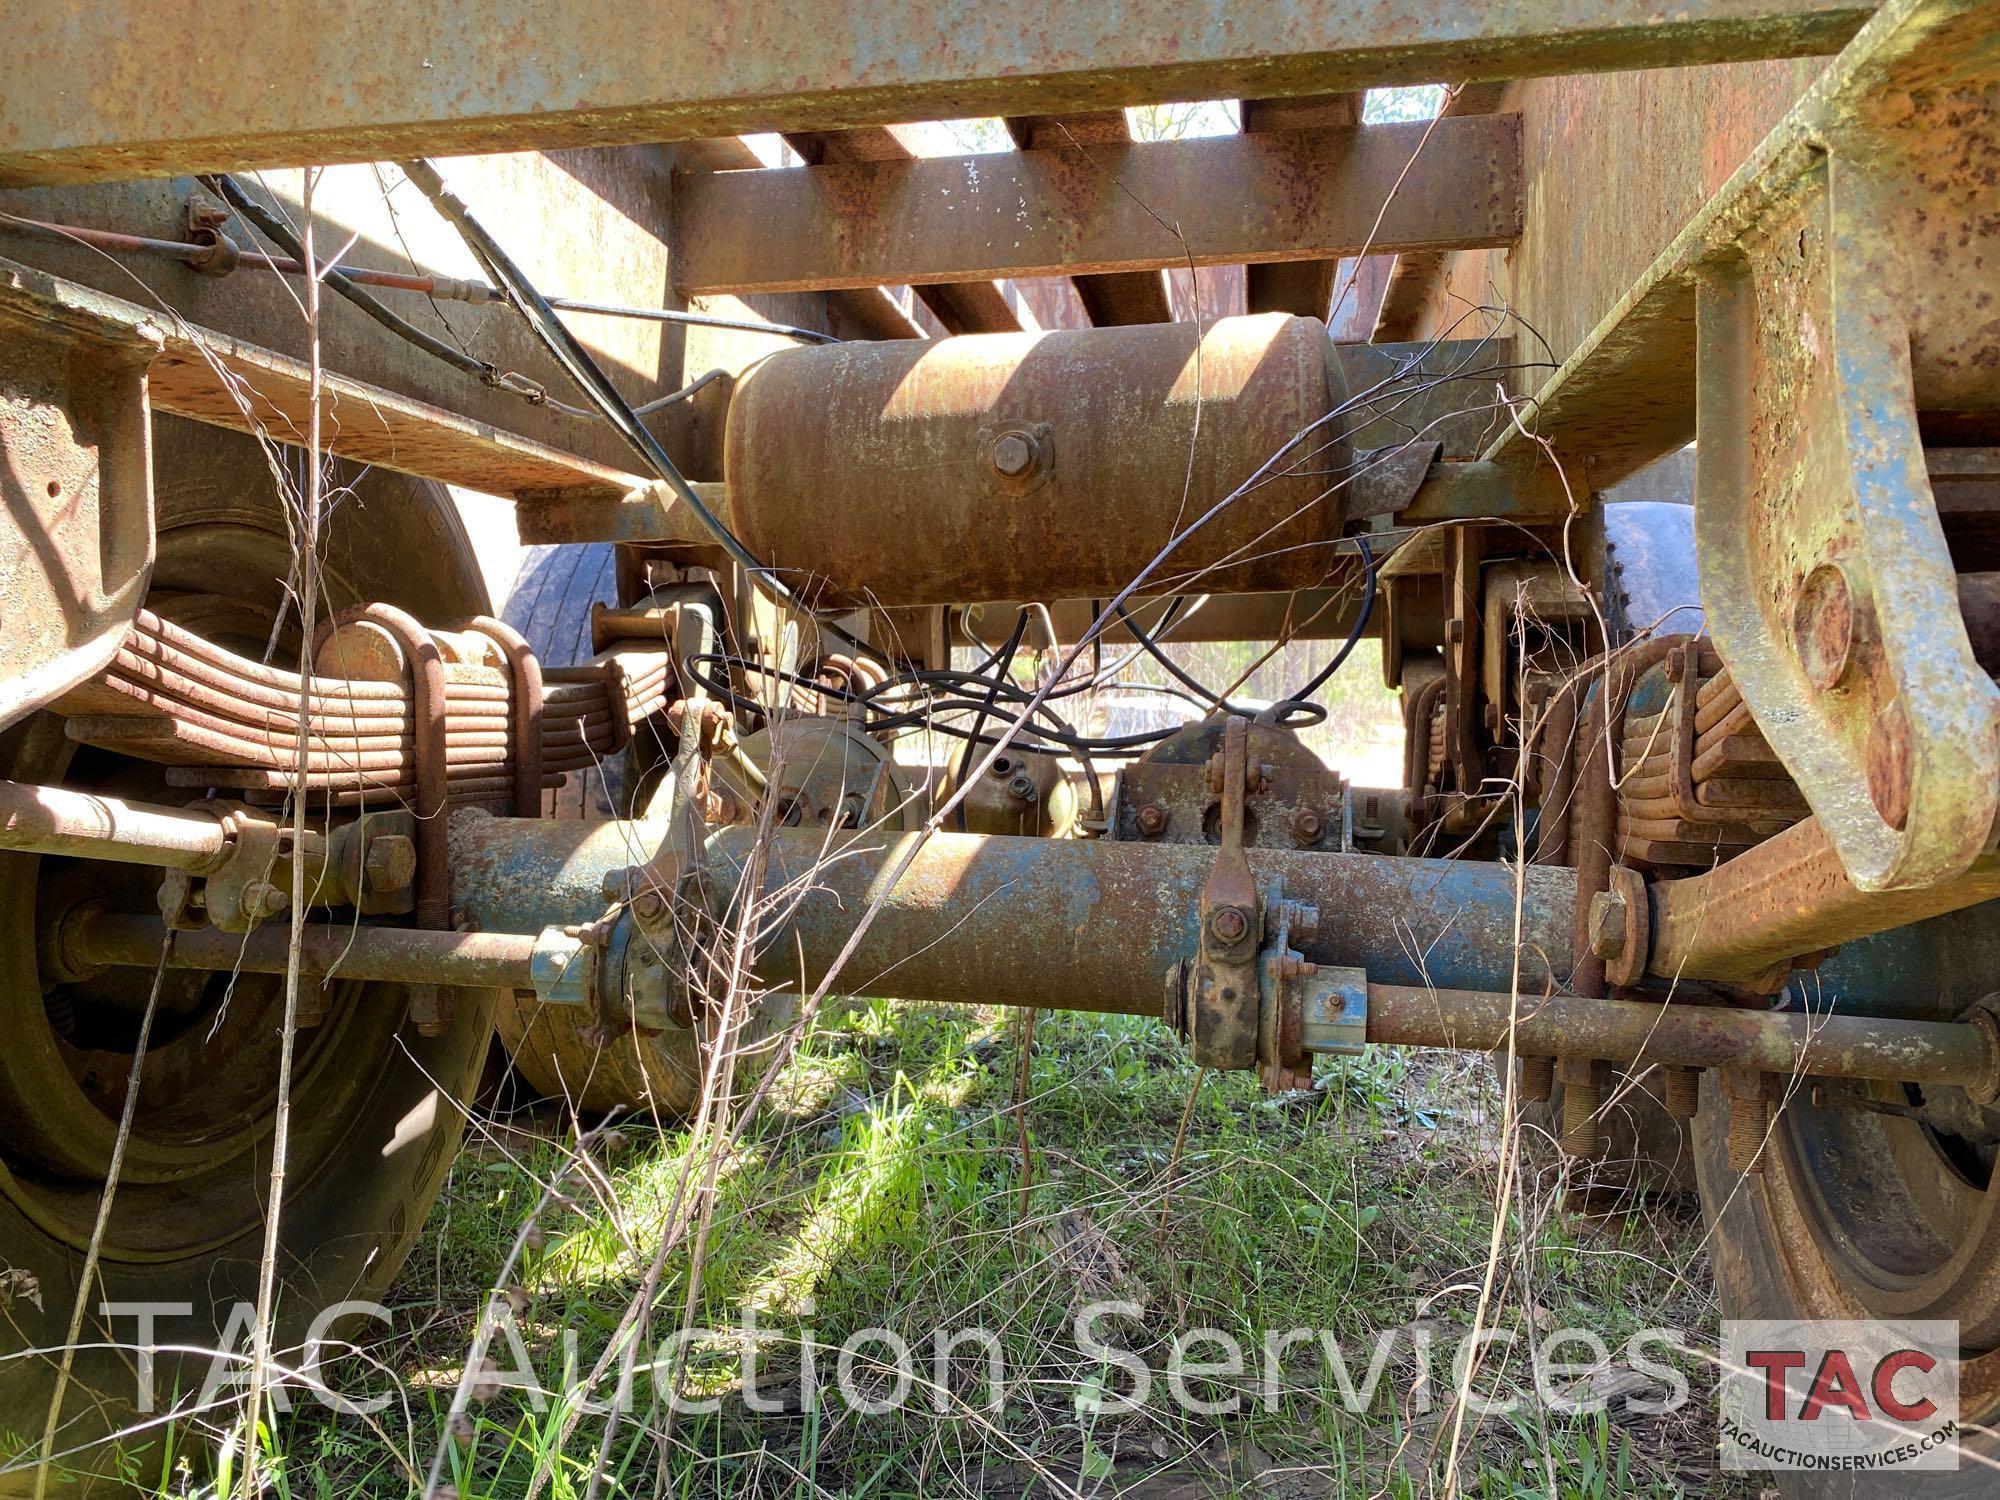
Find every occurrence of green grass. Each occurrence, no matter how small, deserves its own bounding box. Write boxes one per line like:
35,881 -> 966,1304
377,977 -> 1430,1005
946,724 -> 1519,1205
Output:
183,993 -> 1754,1498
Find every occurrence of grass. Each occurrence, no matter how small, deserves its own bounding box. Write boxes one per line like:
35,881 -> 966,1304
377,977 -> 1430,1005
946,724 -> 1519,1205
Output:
184,992 -> 1754,1499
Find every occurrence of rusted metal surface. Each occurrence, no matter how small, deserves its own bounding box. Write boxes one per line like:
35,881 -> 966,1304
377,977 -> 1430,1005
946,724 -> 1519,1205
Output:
1571,639 -> 1687,997
1365,983 -> 2000,1092
0,778 -> 228,871
447,812 -> 1575,1010
1648,816 -> 2000,983
1616,650 -> 1809,869
461,616 -> 546,818
65,908 -> 537,990
1688,1 -> 2000,892
1481,0 -> 1992,503
780,128 -> 1024,335
54,608 -> 669,807
0,2 -> 1868,186
724,314 -> 1354,606
1003,113 -> 1173,326
0,256 -> 645,504
0,260 -> 158,731
1241,94 -> 1364,320
674,118 -> 1522,295
1113,717 -> 1355,851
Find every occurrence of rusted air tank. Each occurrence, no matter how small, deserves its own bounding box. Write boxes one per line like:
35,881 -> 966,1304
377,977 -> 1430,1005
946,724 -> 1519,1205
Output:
721,313 -> 1355,607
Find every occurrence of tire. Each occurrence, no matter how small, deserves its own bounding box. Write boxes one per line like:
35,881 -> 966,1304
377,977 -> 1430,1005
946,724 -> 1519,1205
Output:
0,419 -> 497,1488
1532,501 -> 1702,1195
493,548 -> 796,1117
1695,905 -> 2000,1495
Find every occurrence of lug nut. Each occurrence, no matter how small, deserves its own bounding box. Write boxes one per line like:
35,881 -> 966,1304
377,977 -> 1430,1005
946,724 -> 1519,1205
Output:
1207,906 -> 1249,945
1136,803 -> 1170,837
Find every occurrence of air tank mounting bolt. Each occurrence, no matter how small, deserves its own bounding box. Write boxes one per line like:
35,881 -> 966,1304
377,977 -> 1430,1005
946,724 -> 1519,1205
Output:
990,431 -> 1038,478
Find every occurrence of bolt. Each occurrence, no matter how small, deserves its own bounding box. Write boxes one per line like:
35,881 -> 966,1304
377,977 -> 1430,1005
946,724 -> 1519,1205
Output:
1290,809 -> 1323,846
1007,773 -> 1039,802
1136,803 -> 1170,838
1587,889 -> 1629,962
1207,906 -> 1249,945
1558,1056 -> 1602,1159
362,833 -> 417,895
1727,1077 -> 1770,1173
989,431 -> 1036,478
632,888 -> 668,923
1664,1066 -> 1701,1120
246,880 -> 288,918
1520,1055 -> 1554,1103
1792,559 -> 1856,692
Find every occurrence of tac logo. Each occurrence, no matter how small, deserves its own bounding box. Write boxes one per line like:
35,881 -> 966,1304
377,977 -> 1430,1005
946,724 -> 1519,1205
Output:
1719,1319 -> 1960,1472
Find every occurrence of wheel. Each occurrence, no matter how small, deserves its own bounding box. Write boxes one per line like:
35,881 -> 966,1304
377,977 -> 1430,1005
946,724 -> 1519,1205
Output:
0,419 -> 498,1487
494,548 -> 797,1117
1697,904 -> 2000,1494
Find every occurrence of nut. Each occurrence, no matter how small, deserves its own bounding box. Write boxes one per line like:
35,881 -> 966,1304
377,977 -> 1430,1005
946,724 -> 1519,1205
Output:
989,431 -> 1037,478
1136,803 -> 1170,838
631,888 -> 668,923
1207,906 -> 1249,945
1587,889 -> 1629,960
245,880 -> 287,918
362,833 -> 417,895
1290,809 -> 1323,846
1006,773 -> 1039,802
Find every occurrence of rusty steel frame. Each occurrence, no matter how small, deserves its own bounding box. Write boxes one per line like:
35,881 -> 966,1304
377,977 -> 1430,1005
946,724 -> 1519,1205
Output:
672,118 -> 1523,295
1482,0 -> 1997,895
0,2 -> 1869,187
1648,817 -> 2000,983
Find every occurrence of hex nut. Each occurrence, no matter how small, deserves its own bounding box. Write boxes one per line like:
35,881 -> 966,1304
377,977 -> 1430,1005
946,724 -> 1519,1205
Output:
1136,803 -> 1170,837
990,431 -> 1036,478
1207,906 -> 1249,945
1291,809 -> 1323,845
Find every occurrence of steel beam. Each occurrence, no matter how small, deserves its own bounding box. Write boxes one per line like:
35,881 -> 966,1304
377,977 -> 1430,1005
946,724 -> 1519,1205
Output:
0,2 -> 1867,187
1241,94 -> 1365,320
2,257 -> 646,503
1003,112 -> 1174,326
674,118 -> 1523,295
783,128 -> 1024,333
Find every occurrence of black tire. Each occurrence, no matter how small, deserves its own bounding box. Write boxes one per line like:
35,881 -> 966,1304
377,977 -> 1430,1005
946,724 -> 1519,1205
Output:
1694,904 -> 2000,1495
494,548 -> 796,1117
0,419 -> 497,1488
1532,501 -> 1702,1195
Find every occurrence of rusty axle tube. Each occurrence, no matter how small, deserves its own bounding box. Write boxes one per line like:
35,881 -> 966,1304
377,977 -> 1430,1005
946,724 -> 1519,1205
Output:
0,778 -> 230,872
63,908 -> 537,989
446,815 -> 1581,1011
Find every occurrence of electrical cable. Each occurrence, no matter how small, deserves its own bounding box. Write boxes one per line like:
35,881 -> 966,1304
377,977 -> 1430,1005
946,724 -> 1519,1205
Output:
398,157 -> 893,669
